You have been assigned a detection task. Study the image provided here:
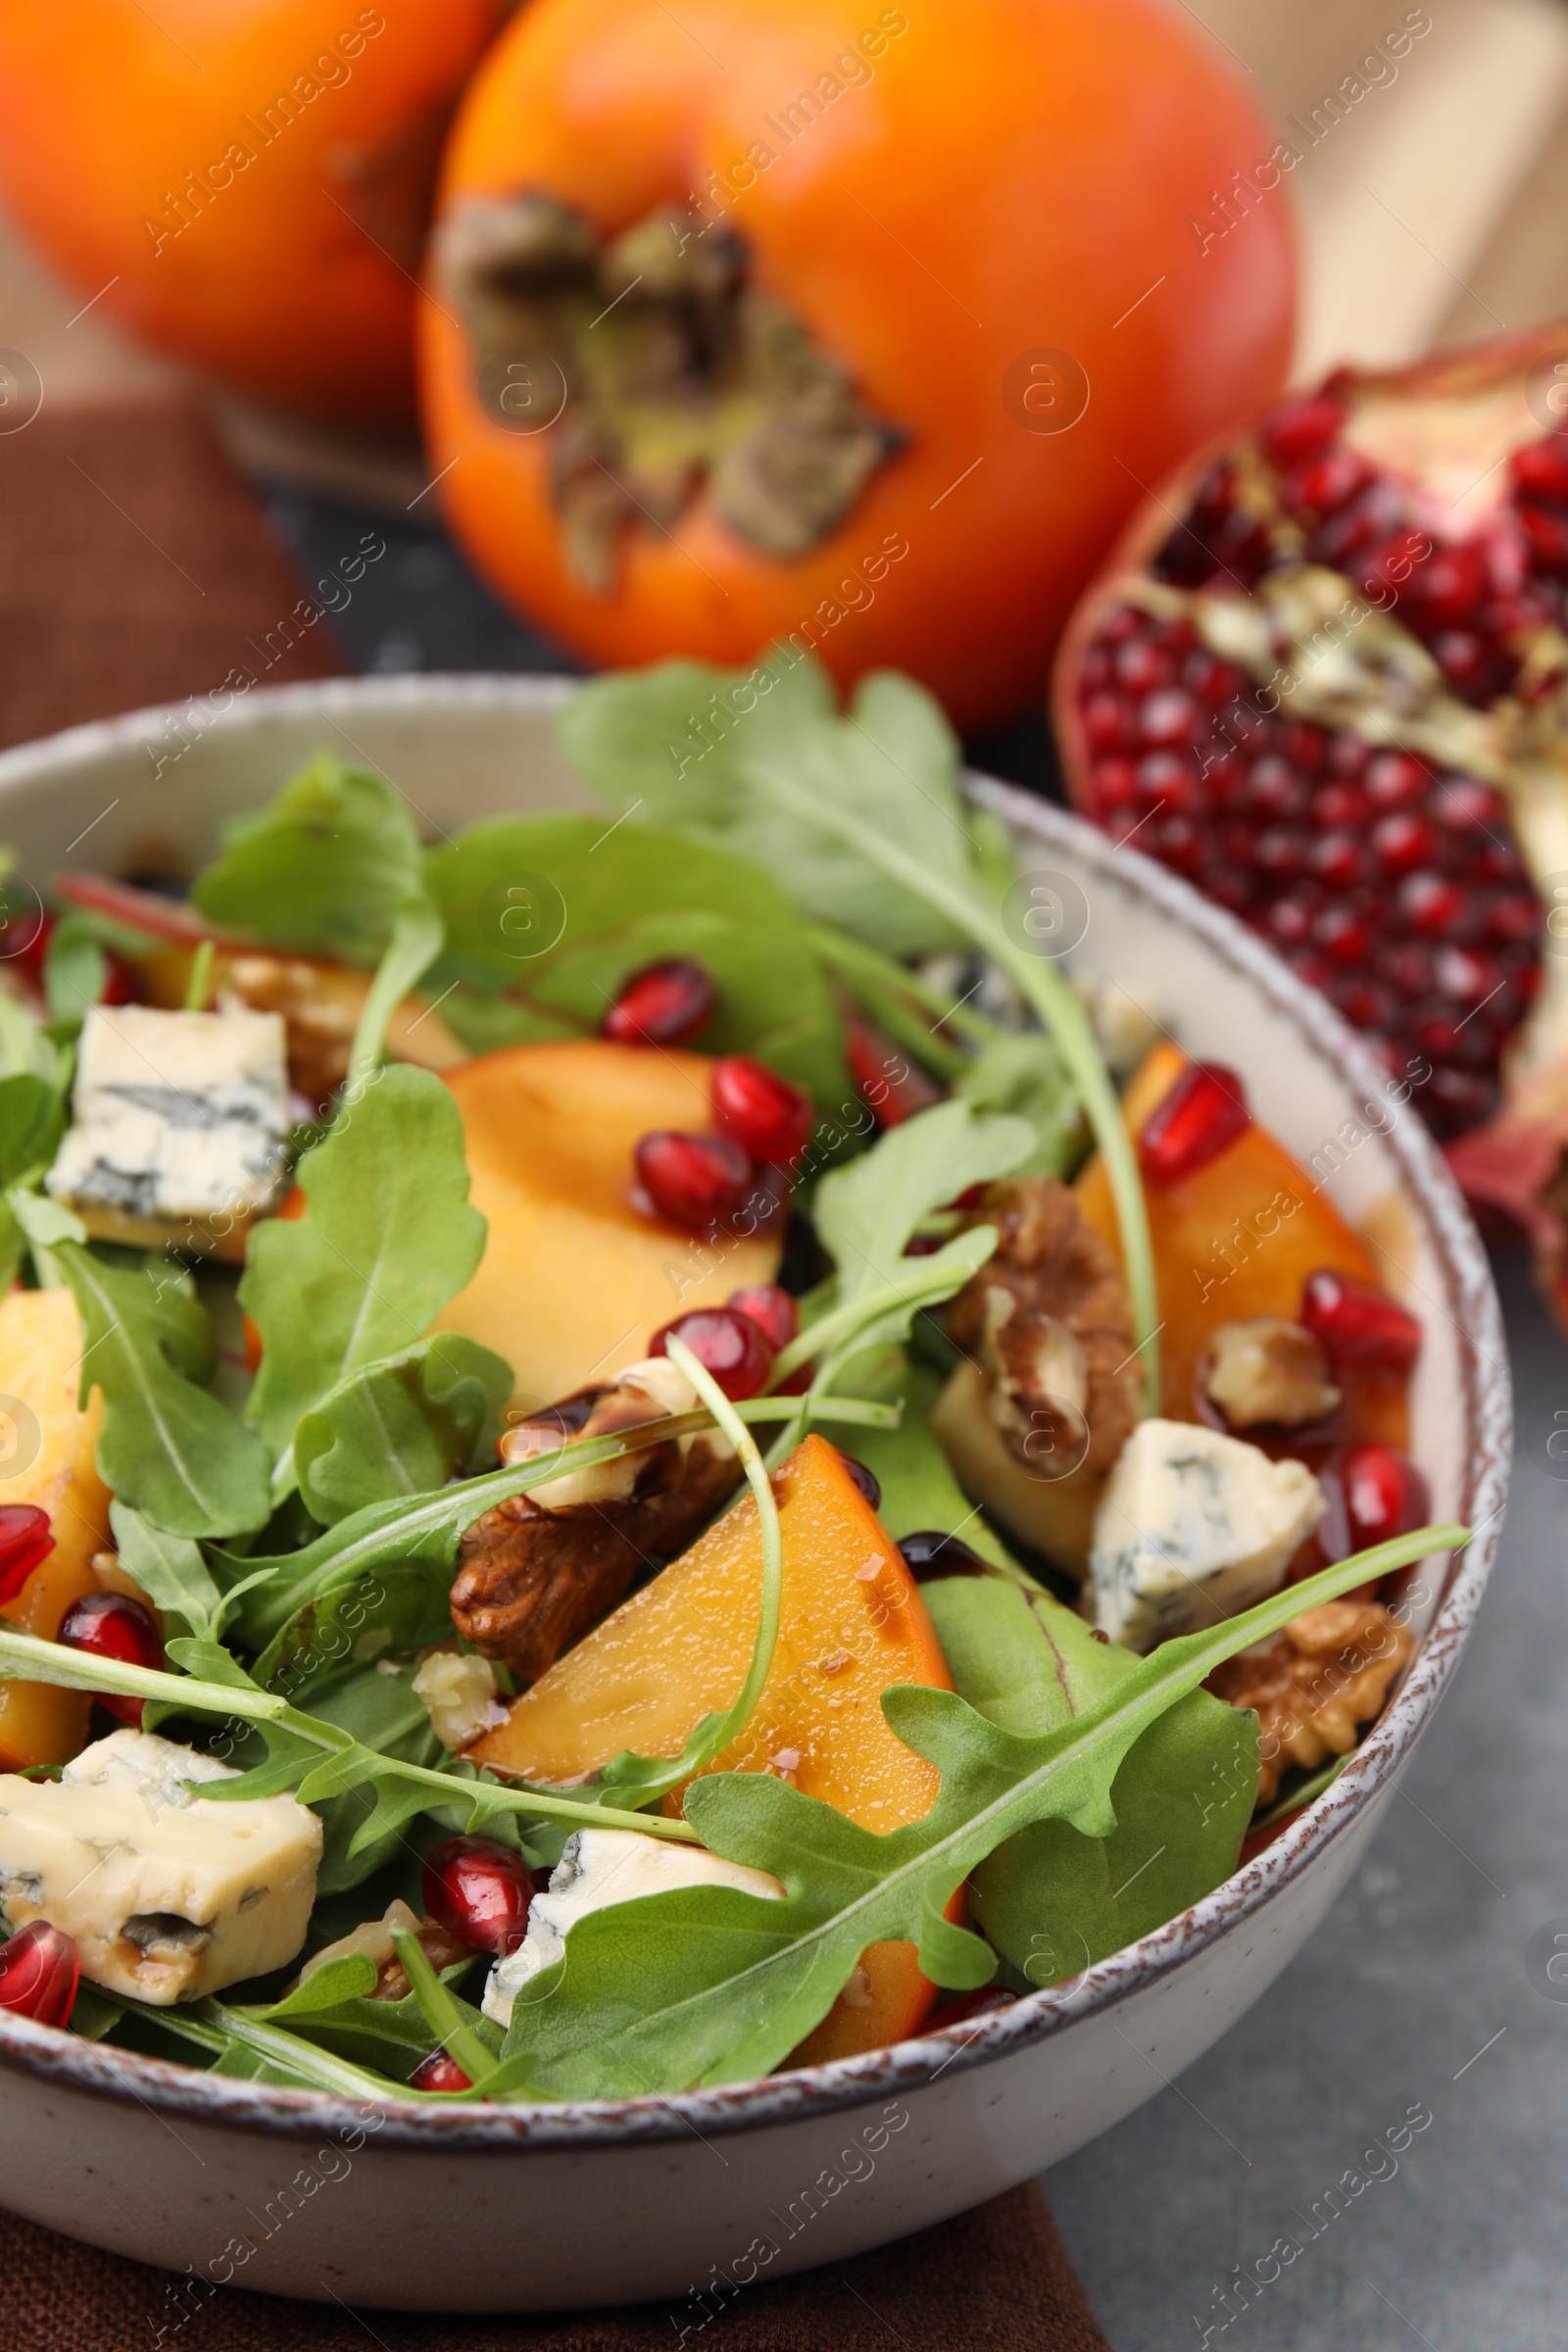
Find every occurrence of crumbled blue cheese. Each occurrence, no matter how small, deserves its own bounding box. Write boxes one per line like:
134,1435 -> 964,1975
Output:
47,1004 -> 289,1250
0,1729 -> 321,2002
412,1650 -> 506,1751
1090,1417 -> 1325,1650
482,1827 -> 784,2029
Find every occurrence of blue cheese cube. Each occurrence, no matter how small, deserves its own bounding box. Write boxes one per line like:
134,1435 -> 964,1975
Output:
47,1003 -> 289,1258
1090,1417 -> 1325,1650
482,1828 -> 784,2029
0,1729 -> 321,2002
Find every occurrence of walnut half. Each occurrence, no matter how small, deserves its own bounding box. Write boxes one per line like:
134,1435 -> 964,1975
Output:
450,1358 -> 741,1678
1207,1597 -> 1413,1808
1205,1317 -> 1341,1431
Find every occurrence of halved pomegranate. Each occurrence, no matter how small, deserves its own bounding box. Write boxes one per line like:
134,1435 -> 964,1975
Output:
1054,325 -> 1568,1320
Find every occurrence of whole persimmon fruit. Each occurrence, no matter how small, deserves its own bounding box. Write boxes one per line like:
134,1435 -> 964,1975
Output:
416,0 -> 1297,727
0,1 -> 502,422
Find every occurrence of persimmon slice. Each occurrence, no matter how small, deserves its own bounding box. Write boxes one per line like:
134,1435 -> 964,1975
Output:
469,1434 -> 955,2058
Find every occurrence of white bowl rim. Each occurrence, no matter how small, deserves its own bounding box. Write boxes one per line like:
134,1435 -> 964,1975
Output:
0,673 -> 1511,2153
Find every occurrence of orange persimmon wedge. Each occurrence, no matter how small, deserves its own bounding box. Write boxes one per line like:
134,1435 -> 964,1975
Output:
434,1040 -> 782,1407
469,1434 -> 956,2060
0,1288 -> 113,1769
1076,1043 -> 1406,1442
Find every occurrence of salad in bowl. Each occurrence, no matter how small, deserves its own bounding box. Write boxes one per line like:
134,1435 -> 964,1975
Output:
0,652 -> 1464,2113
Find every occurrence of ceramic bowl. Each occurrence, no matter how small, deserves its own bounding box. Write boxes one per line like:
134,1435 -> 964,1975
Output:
0,677 -> 1509,2312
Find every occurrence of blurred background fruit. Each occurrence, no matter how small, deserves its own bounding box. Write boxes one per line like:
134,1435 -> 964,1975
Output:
416,0 -> 1297,730
0,0 -> 503,422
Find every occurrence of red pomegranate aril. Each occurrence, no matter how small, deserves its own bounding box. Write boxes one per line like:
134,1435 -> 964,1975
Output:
410,2050 -> 472,2093
1139,1062 -> 1250,1186
1204,750 -> 1250,808
0,1921 -> 78,2029
1515,499 -> 1568,575
728,1282 -> 798,1352
1365,752 -> 1430,808
710,1055 -> 812,1167
1205,865 -> 1255,913
1134,750 -> 1204,815
1289,948 -> 1334,993
1259,392 -> 1346,469
1397,871 -> 1468,936
0,1504 -> 53,1603
1281,446 -> 1375,516
422,1837 -> 533,1957
1082,692 -> 1133,755
1510,435 -> 1568,503
1183,650 -> 1244,706
1079,641 -> 1113,692
1309,832 -> 1369,890
1487,890 -> 1541,944
1433,630 -> 1493,694
1138,689 -> 1200,749
1253,826 -> 1307,882
1319,1444 -> 1431,1563
1432,945 -> 1497,1004
56,1591 -> 162,1726
1101,602 -> 1142,645
1327,731 -> 1371,779
1300,1269 -> 1422,1368
1407,542 -> 1488,627
1093,758 -> 1139,814
651,1305 -> 775,1400
1308,782 -> 1367,830
1242,758 -> 1307,822
1411,1003 -> 1465,1061
1330,974 -> 1396,1030
603,958 -> 715,1047
1152,814 -> 1204,874
635,1131 -> 755,1228
925,1985 -> 1017,2033
1312,481 -> 1403,564
1427,1065 -> 1497,1133
1312,905 -> 1374,965
1375,940 -> 1435,998
1113,635 -> 1178,695
1429,775 -> 1504,835
1277,720 -> 1327,775
1370,811 -> 1435,874
1264,892 -> 1316,947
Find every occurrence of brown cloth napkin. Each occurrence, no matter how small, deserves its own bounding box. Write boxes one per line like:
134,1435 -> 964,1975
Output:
0,2182 -> 1106,2351
0,396 -> 344,751
0,388 -> 1107,2350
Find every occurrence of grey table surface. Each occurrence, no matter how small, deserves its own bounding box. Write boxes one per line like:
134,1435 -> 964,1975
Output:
269,485 -> 1565,2352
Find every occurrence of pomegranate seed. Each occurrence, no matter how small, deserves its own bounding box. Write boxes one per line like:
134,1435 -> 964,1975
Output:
925,1986 -> 1017,2032
1079,642 -> 1113,692
1426,1065 -> 1497,1134
1434,630 -> 1492,694
650,1305 -> 774,1400
1152,814 -> 1205,874
634,1131 -> 754,1227
1138,689 -> 1200,748
728,1283 -> 798,1351
1139,1062 -> 1250,1186
1514,500 -> 1568,575
603,958 -> 714,1047
1277,720 -> 1327,774
0,1922 -> 78,2028
1082,692 -> 1133,755
1375,939 -> 1434,998
422,1837 -> 533,1956
1407,542 -> 1488,627
56,1591 -> 162,1726
1289,948 -> 1334,993
1243,758 -> 1307,822
1319,1444 -> 1431,1562
1114,635 -> 1178,694
843,1016 -> 943,1127
1370,811 -> 1435,873
410,2050 -> 472,2093
1510,436 -> 1568,504
1359,529 -> 1431,606
1312,905 -> 1374,965
1300,1269 -> 1422,1368
1281,446 -> 1375,516
1309,832 -> 1370,890
1312,482 -> 1404,564
1101,603 -> 1143,645
1264,892 -> 1317,947
1183,651 -> 1244,707
1093,758 -> 1139,814
1259,393 -> 1346,469
1309,782 -> 1368,830
0,1505 -> 53,1603
1205,865 -> 1255,913
1135,750 -> 1205,816
897,1530 -> 992,1582
1433,945 -> 1497,1004
1410,1002 -> 1464,1060
1254,826 -> 1308,882
710,1055 -> 812,1166
1327,731 -> 1371,778
1330,974 -> 1396,1030
1487,890 -> 1540,945
1429,775 -> 1504,835
1365,752 -> 1430,808
1397,871 -> 1468,937
836,1451 -> 882,1511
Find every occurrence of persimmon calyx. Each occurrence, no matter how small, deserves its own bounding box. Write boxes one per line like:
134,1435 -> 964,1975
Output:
432,191 -> 903,589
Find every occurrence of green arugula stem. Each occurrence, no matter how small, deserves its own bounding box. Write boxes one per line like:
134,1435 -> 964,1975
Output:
0,1627 -> 705,1845
343,894 -> 445,1108
182,939 -> 215,1013
759,771 -> 1160,1410
390,1930 -> 499,2088
808,925 -> 975,1080
662,1335 -> 784,1777
768,1250 -> 995,1386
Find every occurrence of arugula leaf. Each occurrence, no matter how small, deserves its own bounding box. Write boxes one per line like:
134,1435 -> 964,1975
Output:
239,1064 -> 487,1465
190,753 -> 425,964
954,1032 -> 1084,1179
240,1951 -> 496,2085
0,1069 -> 68,1184
110,1500 -> 225,1638
841,1350 -> 1031,1582
294,1334 -> 513,1526
560,658 -> 1006,957
344,892 -> 444,1098
484,1523 -> 1463,2097
923,1576 -> 1257,1981
42,913 -> 108,1030
58,1244 -> 271,1538
751,760 -> 1161,1410
423,814 -> 850,1111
